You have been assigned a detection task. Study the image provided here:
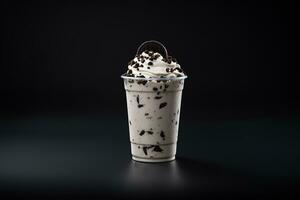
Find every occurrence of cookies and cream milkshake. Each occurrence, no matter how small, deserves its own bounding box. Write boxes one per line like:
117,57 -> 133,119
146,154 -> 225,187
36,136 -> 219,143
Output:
121,40 -> 187,162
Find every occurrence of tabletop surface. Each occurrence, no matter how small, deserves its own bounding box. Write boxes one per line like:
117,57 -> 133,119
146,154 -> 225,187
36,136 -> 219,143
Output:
1,113 -> 300,199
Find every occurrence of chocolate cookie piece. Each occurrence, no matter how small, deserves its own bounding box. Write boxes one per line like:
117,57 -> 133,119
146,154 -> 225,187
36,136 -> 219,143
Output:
160,131 -> 165,140
153,145 -> 163,152
139,130 -> 145,136
159,102 -> 167,109
142,147 -> 148,155
174,67 -> 183,73
137,80 -> 147,85
154,96 -> 162,99
147,131 -> 153,135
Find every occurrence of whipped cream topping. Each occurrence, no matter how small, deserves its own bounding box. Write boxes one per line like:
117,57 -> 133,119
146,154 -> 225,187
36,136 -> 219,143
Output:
125,50 -> 185,79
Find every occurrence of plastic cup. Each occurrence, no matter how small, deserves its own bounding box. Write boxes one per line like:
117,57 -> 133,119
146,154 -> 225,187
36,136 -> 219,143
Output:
122,75 -> 187,162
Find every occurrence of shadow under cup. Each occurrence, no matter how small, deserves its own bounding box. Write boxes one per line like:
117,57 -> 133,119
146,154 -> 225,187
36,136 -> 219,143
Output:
121,75 -> 187,162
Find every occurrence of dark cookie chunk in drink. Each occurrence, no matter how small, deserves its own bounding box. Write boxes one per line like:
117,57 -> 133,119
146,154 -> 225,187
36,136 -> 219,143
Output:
137,80 -> 147,85
147,131 -> 153,135
129,121 -> 132,125
138,104 -> 144,108
160,131 -> 165,140
174,67 -> 183,73
175,121 -> 178,125
136,95 -> 140,104
153,87 -> 158,91
153,145 -> 163,152
126,73 -> 135,77
147,67 -> 150,69
148,61 -> 153,66
159,102 -> 167,109
136,75 -> 147,85
128,79 -> 134,83
139,130 -> 145,136
154,54 -> 160,60
142,147 -> 148,155
157,116 -> 163,119
145,113 -> 149,116
155,96 -> 162,99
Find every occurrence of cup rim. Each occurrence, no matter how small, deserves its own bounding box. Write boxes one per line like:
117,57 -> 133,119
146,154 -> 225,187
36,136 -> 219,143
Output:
120,73 -> 188,81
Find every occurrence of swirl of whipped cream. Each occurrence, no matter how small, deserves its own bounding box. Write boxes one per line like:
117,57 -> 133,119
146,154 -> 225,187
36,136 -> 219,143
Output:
126,50 -> 185,79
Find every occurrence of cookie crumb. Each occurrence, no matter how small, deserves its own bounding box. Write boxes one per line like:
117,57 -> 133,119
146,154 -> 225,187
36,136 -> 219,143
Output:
159,102 -> 167,109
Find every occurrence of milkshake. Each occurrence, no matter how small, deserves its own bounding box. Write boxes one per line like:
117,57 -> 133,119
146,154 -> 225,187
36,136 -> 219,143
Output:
121,40 -> 187,162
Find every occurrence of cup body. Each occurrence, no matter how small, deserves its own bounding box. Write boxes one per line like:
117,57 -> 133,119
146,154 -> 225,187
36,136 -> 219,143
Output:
122,76 -> 186,162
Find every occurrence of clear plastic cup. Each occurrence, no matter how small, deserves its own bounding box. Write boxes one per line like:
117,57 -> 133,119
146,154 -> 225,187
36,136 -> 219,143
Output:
121,75 -> 187,162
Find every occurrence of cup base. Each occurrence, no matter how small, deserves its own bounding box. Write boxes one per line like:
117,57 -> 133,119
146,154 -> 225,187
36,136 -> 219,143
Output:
132,156 -> 175,163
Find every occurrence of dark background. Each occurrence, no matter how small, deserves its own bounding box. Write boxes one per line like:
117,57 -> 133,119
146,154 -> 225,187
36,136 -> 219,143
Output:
0,0 -> 299,199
